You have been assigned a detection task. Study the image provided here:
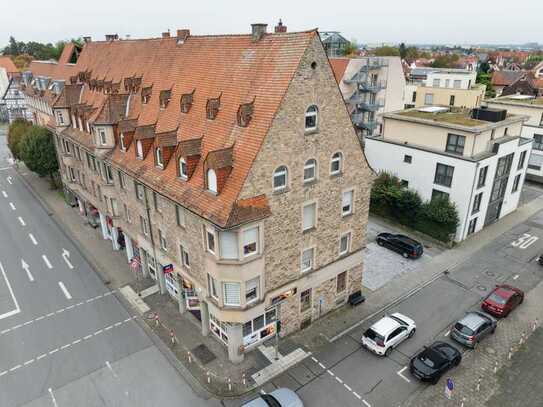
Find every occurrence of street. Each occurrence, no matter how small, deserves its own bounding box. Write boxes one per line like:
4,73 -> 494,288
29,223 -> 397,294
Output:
0,127 -> 217,406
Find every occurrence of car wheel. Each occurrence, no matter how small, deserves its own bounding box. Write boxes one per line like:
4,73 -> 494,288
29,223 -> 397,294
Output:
491,327 -> 496,334
402,252 -> 409,259
453,357 -> 461,367
408,328 -> 416,338
431,375 -> 441,385
385,347 -> 393,357
377,240 -> 384,246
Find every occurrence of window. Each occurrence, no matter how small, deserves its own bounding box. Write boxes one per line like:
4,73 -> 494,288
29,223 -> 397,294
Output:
304,159 -> 317,183
432,79 -> 440,87
412,91 -> 417,103
68,167 -> 76,182
135,182 -> 145,201
449,95 -> 455,106
56,110 -> 64,125
512,174 -> 521,192
208,274 -> 218,299
219,231 -> 238,259
105,165 -> 114,184
179,157 -> 188,179
158,229 -> 167,251
342,190 -> 353,216
300,288 -> 312,312
404,155 -> 412,164
478,166 -> 488,188
124,203 -> 131,223
472,192 -> 483,214
330,152 -> 343,175
518,151 -> 527,170
301,248 -> 314,272
140,215 -> 149,235
434,163 -> 454,187
540,113 -> 543,127
207,169 -> 217,193
336,271 -> 347,294
155,148 -> 163,168
445,79 -> 450,88
118,170 -> 126,189
136,140 -> 143,159
99,129 -> 107,145
273,166 -> 288,191
432,189 -> 449,201
153,192 -> 161,213
453,80 -> 461,89
180,244 -> 190,268
302,202 -> 316,231
468,218 -> 477,235
175,205 -> 185,227
206,229 -> 216,254
446,134 -> 465,155
242,227 -> 259,257
245,278 -> 259,303
223,282 -> 241,306
119,133 -> 126,150
424,93 -> 434,105
339,232 -> 351,255
110,198 -> 119,217
533,134 -> 543,151
305,105 -> 318,131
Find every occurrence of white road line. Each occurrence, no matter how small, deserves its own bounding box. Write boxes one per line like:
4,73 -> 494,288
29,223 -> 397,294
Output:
83,335 -> 92,340
354,391 -> 363,400
58,282 -> 72,300
72,339 -> 81,345
9,365 -> 21,372
9,202 -> 15,210
106,361 -> 118,378
46,312 -> 55,317
12,324 -> 22,330
335,376 -> 343,384
21,259 -> 34,282
344,384 -> 352,392
62,249 -> 74,269
513,274 -> 519,280
18,216 -> 25,226
42,254 -> 52,269
397,366 -> 411,383
48,388 -> 59,407
311,356 -> 319,363
0,261 -> 21,320
327,370 -> 335,377
29,233 -> 37,245
37,354 -> 47,360
23,359 -> 34,366
94,329 -> 103,335
6,176 -> 13,184
362,400 -> 372,407
0,371 -> 7,377
60,344 -> 71,350
318,362 -> 326,369
1,190 -> 6,198
445,330 -> 450,337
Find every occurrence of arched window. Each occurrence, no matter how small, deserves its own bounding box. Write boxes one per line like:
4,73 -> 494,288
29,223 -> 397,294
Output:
273,166 -> 288,191
207,169 -> 218,193
136,140 -> 143,159
330,152 -> 343,175
155,147 -> 163,168
305,105 -> 318,131
179,157 -> 188,179
303,159 -> 317,183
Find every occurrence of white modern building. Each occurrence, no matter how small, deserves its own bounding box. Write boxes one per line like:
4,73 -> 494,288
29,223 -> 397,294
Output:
485,95 -> 543,182
330,56 -> 406,137
366,106 -> 531,242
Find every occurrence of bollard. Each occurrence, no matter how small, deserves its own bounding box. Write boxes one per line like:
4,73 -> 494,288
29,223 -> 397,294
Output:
187,352 -> 192,363
493,361 -> 499,374
508,347 -> 513,360
154,313 -> 159,327
461,397 -> 465,407
519,332 -> 525,345
242,374 -> 246,386
170,329 -> 176,345
533,318 -> 539,332
476,377 -> 482,392
228,378 -> 232,391
207,371 -> 211,384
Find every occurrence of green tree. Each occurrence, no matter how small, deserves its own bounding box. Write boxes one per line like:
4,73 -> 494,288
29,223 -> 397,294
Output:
373,46 -> 400,57
7,119 -> 31,159
431,54 -> 460,68
478,61 -> 491,74
399,43 -> 407,59
343,38 -> 359,56
477,72 -> 496,98
19,126 -> 59,181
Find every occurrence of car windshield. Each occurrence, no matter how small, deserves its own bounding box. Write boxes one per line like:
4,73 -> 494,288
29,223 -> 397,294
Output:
364,328 -> 385,343
454,322 -> 474,336
261,395 -> 281,407
488,292 -> 507,305
390,315 -> 408,326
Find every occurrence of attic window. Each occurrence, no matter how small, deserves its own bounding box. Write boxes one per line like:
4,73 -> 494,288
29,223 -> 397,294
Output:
159,90 -> 172,109
141,87 -> 152,104
206,96 -> 221,120
237,101 -> 254,127
124,77 -> 133,92
180,91 -> 194,113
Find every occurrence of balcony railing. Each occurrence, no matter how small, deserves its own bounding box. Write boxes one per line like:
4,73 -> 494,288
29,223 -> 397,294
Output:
358,80 -> 387,93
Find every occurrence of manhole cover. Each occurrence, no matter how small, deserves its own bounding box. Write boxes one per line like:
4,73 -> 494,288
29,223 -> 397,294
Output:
477,285 -> 487,291
191,344 -> 216,365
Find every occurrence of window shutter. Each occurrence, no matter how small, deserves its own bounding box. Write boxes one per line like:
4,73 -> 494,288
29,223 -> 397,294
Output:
243,227 -> 258,247
342,191 -> 353,209
246,278 -> 258,292
219,232 -> 238,259
223,283 -> 241,306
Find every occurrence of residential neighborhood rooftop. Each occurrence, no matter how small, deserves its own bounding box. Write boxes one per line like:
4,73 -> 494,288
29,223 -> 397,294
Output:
490,95 -> 543,106
396,108 -> 491,127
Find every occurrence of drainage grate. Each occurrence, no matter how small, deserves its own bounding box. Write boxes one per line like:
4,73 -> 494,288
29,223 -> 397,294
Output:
191,344 -> 216,365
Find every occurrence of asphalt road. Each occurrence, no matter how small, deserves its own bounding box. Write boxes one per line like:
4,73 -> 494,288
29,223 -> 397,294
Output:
0,126 -> 218,406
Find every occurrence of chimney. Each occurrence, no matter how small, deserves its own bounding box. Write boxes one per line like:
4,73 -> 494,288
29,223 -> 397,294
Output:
83,36 -> 92,43
105,34 -> 119,41
176,29 -> 190,44
162,31 -> 171,38
274,19 -> 287,33
251,23 -> 268,42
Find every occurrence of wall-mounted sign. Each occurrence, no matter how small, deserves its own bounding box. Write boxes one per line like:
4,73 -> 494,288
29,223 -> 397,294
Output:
162,264 -> 174,274
271,287 -> 297,306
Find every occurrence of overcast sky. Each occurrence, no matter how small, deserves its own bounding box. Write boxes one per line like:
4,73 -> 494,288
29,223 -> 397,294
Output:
1,0 -> 542,48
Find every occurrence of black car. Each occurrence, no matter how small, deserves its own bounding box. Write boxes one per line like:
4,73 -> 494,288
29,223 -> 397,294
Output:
376,233 -> 423,259
409,342 -> 461,384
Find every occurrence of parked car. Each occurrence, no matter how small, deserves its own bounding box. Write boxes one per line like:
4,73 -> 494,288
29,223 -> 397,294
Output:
361,312 -> 416,356
450,311 -> 497,349
538,255 -> 543,266
410,341 -> 462,385
376,233 -> 423,259
242,388 -> 304,407
481,285 -> 524,318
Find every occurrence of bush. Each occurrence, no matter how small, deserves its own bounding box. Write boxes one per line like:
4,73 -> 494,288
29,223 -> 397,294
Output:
369,172 -> 459,242
19,125 -> 59,179
7,118 -> 31,159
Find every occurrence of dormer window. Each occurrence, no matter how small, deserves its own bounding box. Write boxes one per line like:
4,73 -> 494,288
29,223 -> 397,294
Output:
207,169 -> 218,193
119,133 -> 126,151
159,90 -> 171,109
206,96 -> 221,120
156,147 -> 164,168
305,105 -> 318,132
136,140 -> 143,159
98,128 -> 107,145
55,110 -> 65,126
237,101 -> 254,127
141,86 -> 152,104
180,91 -> 194,113
179,157 -> 188,179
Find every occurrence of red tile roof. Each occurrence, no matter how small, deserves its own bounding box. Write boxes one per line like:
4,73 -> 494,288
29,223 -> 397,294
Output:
0,56 -> 18,74
491,71 -> 524,87
44,31 -> 318,227
329,58 -> 350,83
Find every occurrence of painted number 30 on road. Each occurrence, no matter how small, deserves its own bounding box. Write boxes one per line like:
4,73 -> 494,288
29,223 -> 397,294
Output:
511,233 -> 539,249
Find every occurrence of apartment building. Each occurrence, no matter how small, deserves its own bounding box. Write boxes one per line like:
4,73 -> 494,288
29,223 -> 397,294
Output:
366,106 -> 530,242
0,57 -> 32,123
330,57 -> 406,137
405,67 -> 485,109
22,25 -> 373,362
485,95 -> 543,182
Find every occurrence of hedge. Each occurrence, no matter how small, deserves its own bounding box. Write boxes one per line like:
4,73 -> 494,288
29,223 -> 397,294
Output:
370,172 -> 459,243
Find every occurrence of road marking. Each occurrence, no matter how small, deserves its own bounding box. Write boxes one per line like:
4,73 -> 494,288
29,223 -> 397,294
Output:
362,400 -> 372,407
23,359 -> 34,366
511,233 -> 539,249
513,274 -> 519,280
48,388 -> 59,407
83,334 -> 92,340
9,202 -> 15,210
21,259 -> 34,282
344,384 -> 352,391
445,330 -> 451,337
58,282 -> 72,300
37,354 -> 47,360
60,344 -> 71,350
49,348 -> 59,355
42,254 -> 52,269
106,361 -> 118,378
311,356 -> 319,363
18,216 -> 25,226
6,176 -> 12,184
327,370 -> 335,377
318,362 -> 326,369
28,233 -> 37,245
335,376 -> 343,384
0,261 -> 21,320
9,365 -> 21,372
353,392 -> 362,400
0,371 -> 6,377
62,248 -> 74,269
1,190 -> 6,198
397,366 -> 411,383
72,339 -> 81,345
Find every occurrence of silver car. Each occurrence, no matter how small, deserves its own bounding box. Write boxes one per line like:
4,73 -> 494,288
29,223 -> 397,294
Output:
450,311 -> 497,349
242,388 -> 304,407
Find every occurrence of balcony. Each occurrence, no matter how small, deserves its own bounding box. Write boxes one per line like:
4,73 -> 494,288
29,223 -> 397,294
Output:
357,101 -> 384,112
351,114 -> 378,132
358,80 -> 387,93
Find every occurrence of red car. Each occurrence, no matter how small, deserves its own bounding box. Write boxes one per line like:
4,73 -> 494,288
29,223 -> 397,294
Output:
481,285 -> 524,318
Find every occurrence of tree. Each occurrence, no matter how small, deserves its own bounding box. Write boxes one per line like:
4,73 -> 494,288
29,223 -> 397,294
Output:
7,119 -> 31,160
431,54 -> 460,68
343,38 -> 359,56
373,46 -> 400,57
478,61 -> 491,74
399,43 -> 407,59
12,54 -> 32,70
477,72 -> 496,98
19,126 -> 59,181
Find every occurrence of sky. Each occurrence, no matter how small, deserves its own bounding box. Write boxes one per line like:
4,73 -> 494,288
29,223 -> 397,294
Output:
1,0 -> 542,48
